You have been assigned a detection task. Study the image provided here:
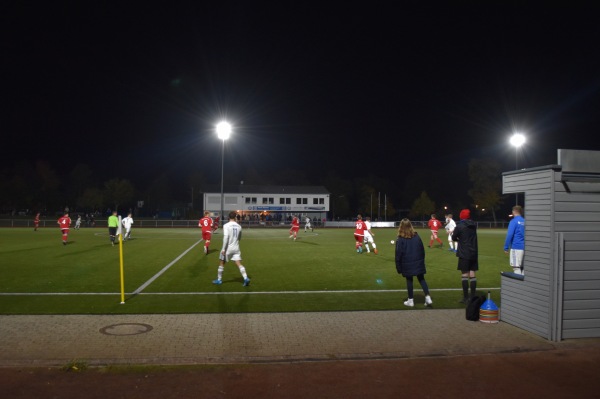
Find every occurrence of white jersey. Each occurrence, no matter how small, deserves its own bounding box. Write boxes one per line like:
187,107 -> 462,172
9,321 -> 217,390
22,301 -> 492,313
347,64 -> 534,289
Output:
305,217 -> 311,225
445,218 -> 456,232
221,220 -> 242,261
364,220 -> 374,242
122,216 -> 134,229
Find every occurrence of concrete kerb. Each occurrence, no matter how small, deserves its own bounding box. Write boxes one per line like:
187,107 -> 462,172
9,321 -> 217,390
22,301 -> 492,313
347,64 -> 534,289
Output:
1,309 -> 598,367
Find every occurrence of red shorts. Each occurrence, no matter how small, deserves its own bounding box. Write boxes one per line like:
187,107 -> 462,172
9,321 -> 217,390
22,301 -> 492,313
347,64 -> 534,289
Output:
354,233 -> 364,243
430,230 -> 439,239
290,226 -> 299,232
202,231 -> 212,241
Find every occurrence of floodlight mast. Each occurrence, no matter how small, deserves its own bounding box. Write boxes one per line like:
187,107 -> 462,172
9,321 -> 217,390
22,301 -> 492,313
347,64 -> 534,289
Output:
216,121 -> 232,222
510,132 -> 526,205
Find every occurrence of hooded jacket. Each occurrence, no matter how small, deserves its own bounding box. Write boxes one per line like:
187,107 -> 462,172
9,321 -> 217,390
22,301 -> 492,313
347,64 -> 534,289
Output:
452,218 -> 478,260
395,233 -> 426,277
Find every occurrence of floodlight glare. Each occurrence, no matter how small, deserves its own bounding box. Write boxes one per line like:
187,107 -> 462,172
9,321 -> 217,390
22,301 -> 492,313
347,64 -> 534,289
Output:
216,121 -> 232,140
510,132 -> 526,148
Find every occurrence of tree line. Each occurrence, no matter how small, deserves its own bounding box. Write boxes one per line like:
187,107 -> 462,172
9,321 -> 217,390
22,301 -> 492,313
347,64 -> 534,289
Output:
0,159 -> 507,221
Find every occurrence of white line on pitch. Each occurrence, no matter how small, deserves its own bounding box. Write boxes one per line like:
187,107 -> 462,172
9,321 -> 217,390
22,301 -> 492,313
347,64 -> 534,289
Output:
132,239 -> 203,295
0,287 -> 500,296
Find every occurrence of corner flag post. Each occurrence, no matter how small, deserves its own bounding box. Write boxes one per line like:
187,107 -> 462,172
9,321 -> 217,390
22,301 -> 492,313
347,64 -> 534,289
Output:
118,215 -> 125,304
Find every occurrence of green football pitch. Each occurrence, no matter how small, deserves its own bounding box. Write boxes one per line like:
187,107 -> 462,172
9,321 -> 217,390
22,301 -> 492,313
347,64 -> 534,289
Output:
0,226 -> 508,314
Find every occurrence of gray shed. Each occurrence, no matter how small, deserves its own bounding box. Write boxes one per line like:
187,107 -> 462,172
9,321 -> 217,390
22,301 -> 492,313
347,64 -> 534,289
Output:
501,149 -> 600,341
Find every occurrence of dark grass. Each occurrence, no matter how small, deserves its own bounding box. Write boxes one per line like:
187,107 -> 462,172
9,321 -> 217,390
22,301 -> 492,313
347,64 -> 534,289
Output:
0,226 -> 508,314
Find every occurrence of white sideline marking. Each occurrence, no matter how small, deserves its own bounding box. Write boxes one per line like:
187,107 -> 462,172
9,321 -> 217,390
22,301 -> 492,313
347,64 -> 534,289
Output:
132,239 -> 203,295
0,288 -> 501,296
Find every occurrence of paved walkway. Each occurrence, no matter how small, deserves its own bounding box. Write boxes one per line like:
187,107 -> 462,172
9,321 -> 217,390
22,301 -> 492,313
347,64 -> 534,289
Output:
1,310 -> 599,367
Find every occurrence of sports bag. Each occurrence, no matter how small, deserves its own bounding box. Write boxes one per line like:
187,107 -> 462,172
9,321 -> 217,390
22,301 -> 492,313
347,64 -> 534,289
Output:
466,295 -> 486,321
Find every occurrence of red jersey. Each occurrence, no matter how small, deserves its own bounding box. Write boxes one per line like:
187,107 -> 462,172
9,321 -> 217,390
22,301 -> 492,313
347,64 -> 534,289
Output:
199,216 -> 213,232
428,218 -> 442,231
354,220 -> 367,236
291,217 -> 300,228
58,216 -> 71,230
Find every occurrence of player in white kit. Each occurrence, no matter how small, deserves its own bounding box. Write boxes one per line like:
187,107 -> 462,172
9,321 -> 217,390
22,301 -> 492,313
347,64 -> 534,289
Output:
445,213 -> 457,252
363,216 -> 378,254
212,211 -> 251,286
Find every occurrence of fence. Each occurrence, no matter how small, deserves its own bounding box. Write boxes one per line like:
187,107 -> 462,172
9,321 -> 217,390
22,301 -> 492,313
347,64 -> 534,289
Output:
1,219 -> 510,229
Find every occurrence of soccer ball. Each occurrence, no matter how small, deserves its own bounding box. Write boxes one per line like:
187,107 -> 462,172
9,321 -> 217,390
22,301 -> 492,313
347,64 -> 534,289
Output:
390,240 -> 395,245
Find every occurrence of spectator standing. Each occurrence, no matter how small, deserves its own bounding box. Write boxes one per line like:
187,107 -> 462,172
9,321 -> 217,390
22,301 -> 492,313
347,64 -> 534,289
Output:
452,209 -> 479,304
504,205 -> 525,275
395,218 -> 433,307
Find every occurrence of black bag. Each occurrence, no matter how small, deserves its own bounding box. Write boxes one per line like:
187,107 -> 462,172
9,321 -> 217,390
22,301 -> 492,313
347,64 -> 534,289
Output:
466,295 -> 486,321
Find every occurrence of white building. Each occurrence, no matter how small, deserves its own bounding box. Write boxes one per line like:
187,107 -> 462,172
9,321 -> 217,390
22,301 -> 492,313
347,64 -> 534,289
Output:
203,185 -> 330,222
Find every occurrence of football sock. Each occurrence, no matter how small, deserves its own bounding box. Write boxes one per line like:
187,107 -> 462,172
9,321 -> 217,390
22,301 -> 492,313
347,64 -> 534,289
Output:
470,278 -> 477,297
238,266 -> 248,280
429,240 -> 433,247
461,278 -> 469,298
217,265 -> 224,280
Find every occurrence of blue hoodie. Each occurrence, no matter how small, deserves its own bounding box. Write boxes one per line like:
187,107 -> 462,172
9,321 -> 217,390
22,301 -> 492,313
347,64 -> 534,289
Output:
504,215 -> 525,251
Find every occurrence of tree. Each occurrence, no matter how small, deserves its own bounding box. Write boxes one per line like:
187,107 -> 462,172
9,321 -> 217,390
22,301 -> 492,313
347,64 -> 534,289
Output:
69,164 -> 93,204
77,187 -> 104,212
103,178 -> 135,212
409,191 -> 435,220
467,159 -> 502,225
36,160 -> 61,211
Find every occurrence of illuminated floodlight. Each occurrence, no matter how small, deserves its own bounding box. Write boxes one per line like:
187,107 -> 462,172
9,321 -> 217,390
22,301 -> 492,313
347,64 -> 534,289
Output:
510,132 -> 526,148
216,121 -> 232,140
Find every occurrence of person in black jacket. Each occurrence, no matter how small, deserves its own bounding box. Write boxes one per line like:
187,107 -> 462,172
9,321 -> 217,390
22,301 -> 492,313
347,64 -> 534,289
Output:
452,209 -> 479,304
395,218 -> 433,307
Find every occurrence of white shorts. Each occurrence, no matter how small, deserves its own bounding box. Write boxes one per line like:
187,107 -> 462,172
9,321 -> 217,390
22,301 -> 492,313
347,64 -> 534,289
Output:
447,230 -> 454,241
509,249 -> 524,267
220,249 -> 242,262
364,232 -> 374,244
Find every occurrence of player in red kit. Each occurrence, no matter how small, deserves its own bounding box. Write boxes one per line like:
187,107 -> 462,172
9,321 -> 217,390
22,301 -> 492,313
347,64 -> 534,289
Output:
57,212 -> 72,245
34,212 -> 40,231
212,216 -> 220,233
289,215 -> 300,241
427,214 -> 444,248
199,211 -> 214,254
354,214 -> 367,253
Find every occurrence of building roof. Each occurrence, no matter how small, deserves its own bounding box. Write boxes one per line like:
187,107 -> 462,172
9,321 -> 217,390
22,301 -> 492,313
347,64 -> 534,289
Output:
204,185 -> 330,195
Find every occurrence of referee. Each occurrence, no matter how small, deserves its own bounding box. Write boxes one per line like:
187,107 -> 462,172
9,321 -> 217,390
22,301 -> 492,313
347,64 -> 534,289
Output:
108,210 -> 119,246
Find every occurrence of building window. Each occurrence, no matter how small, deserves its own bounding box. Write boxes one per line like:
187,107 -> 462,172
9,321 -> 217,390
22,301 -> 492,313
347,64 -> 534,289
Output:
319,198 -> 324,204
313,198 -> 318,204
286,198 -> 291,204
268,197 -> 274,204
280,198 -> 285,204
245,197 -> 251,204
296,198 -> 302,205
303,198 -> 308,204
262,198 -> 268,204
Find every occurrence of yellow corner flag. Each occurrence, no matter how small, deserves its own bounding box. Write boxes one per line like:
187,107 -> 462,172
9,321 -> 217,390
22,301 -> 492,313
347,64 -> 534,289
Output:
118,215 -> 125,304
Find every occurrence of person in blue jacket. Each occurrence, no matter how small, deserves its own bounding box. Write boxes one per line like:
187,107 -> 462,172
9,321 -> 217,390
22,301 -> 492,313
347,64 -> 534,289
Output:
395,218 -> 432,307
504,205 -> 525,275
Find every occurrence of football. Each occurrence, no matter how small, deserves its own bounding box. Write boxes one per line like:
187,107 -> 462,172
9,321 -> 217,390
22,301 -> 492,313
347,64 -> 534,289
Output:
390,240 -> 395,245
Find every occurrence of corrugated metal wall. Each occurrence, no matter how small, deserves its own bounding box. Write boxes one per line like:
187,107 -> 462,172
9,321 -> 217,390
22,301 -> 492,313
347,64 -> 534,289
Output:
502,165 -> 600,340
502,168 -> 555,339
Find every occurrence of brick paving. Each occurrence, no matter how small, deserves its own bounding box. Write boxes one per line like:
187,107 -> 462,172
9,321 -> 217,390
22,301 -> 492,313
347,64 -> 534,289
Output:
1,309 -> 598,367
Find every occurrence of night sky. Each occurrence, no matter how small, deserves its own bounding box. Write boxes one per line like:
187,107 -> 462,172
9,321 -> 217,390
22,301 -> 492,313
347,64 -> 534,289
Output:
3,3 -> 600,207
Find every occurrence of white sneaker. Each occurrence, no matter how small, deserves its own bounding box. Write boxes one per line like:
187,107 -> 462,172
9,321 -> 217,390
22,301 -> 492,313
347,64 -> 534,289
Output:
403,298 -> 414,307
425,295 -> 433,306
